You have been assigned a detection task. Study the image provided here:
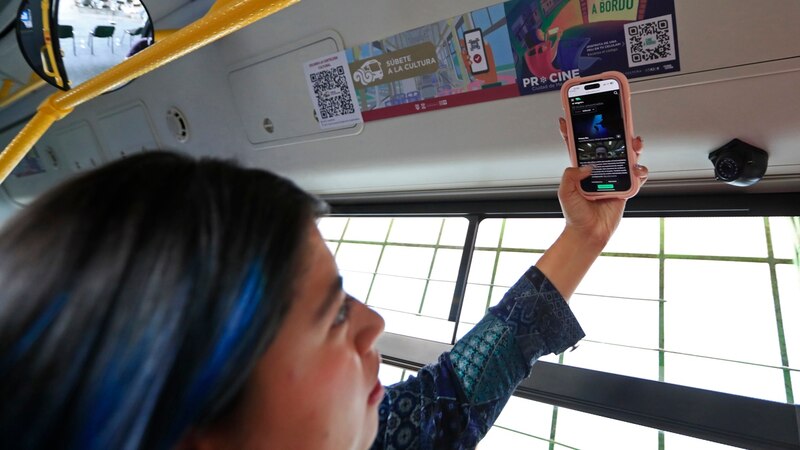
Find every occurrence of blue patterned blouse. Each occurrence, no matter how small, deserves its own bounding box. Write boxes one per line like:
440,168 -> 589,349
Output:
370,266 -> 585,450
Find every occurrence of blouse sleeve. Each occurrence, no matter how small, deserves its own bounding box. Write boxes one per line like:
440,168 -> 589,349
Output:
370,266 -> 585,450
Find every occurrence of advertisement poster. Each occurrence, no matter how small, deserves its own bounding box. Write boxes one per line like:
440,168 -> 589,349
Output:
313,0 -> 678,123
303,51 -> 363,130
345,4 -> 519,121
507,0 -> 679,95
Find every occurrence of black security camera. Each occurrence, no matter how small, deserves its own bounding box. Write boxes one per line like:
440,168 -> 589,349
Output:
708,139 -> 768,187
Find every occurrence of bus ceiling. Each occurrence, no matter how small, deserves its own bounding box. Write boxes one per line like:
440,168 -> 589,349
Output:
0,0 -> 299,184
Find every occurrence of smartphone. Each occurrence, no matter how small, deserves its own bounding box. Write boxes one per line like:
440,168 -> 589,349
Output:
561,71 -> 639,199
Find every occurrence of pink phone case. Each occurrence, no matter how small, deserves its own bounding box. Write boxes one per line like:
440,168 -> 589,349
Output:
560,71 -> 640,200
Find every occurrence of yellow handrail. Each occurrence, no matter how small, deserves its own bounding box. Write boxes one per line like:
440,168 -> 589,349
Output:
208,0 -> 239,13
154,29 -> 178,41
0,0 -> 300,183
40,0 -> 65,88
0,80 -> 14,100
0,75 -> 48,109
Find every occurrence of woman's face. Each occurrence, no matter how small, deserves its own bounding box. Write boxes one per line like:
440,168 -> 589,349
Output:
196,224 -> 385,449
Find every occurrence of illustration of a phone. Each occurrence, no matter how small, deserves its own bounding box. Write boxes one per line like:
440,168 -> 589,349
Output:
463,28 -> 489,75
561,71 -> 639,199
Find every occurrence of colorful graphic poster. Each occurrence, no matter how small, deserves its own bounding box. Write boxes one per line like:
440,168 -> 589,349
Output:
329,0 -> 678,122
345,4 -> 519,121
507,0 -> 679,95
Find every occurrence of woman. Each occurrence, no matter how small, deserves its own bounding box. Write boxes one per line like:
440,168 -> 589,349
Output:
0,127 -> 646,449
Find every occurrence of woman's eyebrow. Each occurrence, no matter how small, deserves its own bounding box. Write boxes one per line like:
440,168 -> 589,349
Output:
314,275 -> 344,323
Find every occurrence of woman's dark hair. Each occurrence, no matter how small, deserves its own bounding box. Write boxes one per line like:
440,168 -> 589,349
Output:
0,151 -> 327,449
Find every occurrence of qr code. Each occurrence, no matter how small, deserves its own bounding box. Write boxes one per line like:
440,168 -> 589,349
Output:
624,14 -> 676,68
309,66 -> 355,120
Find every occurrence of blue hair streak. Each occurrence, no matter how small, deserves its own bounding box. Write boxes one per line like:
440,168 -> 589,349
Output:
0,293 -> 69,374
174,261 -> 267,435
75,280 -> 192,450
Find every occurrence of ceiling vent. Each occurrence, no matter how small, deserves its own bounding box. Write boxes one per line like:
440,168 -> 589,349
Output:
166,107 -> 190,143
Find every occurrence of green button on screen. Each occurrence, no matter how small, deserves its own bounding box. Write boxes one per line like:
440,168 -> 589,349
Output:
597,184 -> 615,190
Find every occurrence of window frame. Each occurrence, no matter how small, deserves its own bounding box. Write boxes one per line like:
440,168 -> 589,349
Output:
379,333 -> 799,450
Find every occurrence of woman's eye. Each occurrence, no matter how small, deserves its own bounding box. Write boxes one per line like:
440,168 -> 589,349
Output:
332,296 -> 352,327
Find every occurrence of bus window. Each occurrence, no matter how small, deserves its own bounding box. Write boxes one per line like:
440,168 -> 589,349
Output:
319,216 -> 469,343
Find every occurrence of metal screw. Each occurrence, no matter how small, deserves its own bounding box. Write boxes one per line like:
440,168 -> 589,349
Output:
263,118 -> 274,133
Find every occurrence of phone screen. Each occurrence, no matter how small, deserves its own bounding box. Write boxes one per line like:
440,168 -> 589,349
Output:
567,79 -> 631,193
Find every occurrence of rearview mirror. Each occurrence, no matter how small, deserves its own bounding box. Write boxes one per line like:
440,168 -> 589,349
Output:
15,0 -> 154,91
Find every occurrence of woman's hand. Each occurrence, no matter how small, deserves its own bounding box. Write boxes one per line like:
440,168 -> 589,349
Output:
535,120 -> 649,300
557,118 -> 648,246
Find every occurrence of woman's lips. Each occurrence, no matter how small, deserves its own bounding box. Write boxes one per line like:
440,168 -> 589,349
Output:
368,380 -> 385,406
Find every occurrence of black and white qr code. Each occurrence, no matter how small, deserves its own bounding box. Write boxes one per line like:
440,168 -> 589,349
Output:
624,14 -> 676,68
309,66 -> 356,120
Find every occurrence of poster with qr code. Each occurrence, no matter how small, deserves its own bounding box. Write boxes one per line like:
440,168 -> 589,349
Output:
303,51 -> 363,130
336,0 -> 678,123
505,0 -> 680,95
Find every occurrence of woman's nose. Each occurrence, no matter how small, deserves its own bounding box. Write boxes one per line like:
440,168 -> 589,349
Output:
353,299 -> 384,354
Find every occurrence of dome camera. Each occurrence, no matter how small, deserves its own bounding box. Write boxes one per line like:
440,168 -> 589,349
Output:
708,139 -> 768,187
